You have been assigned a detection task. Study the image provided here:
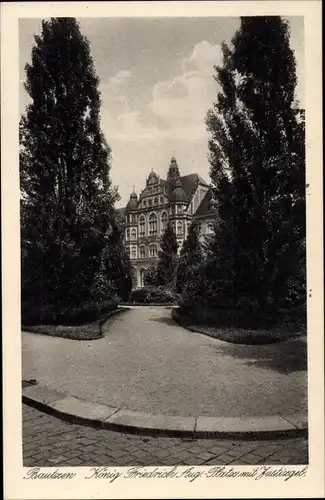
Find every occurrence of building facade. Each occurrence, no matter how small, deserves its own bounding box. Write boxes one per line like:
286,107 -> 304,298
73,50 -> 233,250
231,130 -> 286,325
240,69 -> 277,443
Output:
116,157 -> 216,289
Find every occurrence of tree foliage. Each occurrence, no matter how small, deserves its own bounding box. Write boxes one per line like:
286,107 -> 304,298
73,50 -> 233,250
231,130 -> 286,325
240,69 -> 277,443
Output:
20,18 -> 125,322
176,220 -> 204,300
143,264 -> 158,287
204,16 -> 305,321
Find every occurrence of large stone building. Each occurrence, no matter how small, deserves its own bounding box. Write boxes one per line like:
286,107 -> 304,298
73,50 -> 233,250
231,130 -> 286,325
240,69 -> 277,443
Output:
116,156 -> 216,288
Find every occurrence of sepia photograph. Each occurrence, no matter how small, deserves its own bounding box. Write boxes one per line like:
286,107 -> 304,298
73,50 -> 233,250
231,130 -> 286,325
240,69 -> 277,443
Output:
1,2 -> 323,498
18,13 -> 310,469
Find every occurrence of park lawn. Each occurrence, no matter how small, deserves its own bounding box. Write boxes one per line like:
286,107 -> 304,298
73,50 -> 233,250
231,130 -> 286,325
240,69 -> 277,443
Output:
23,322 -> 102,340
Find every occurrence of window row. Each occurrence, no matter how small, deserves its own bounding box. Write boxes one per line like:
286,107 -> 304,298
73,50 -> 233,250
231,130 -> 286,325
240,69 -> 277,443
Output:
126,214 -> 137,223
128,244 -> 158,259
126,228 -> 137,240
138,213 -> 184,236
142,196 -> 165,209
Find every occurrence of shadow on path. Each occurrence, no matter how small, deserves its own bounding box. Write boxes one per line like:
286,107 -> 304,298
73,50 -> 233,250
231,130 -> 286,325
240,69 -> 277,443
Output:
208,338 -> 307,375
150,316 -> 178,327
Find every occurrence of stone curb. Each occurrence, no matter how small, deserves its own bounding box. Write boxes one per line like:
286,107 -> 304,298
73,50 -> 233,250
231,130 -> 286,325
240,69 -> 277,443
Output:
22,384 -> 308,440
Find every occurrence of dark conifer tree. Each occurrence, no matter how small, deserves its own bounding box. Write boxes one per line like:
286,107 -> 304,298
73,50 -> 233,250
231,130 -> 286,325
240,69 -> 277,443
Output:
20,18 -> 119,321
205,16 -> 305,322
176,220 -> 203,297
102,225 -> 133,301
156,222 -> 178,287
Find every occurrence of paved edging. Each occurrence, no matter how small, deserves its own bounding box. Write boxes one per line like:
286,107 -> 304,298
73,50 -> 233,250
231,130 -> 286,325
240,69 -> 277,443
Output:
22,384 -> 308,440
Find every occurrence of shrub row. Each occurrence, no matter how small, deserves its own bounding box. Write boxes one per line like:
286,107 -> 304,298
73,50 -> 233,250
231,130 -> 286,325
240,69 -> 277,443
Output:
22,298 -> 118,326
177,301 -> 307,330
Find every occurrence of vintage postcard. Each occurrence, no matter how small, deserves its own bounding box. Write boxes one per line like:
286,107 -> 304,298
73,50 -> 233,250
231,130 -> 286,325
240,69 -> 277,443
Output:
1,1 -> 323,499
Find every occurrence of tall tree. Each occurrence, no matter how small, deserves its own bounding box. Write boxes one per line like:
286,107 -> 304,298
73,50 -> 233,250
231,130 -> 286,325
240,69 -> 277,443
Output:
102,225 -> 133,301
205,16 -> 305,320
20,18 -> 119,321
176,220 -> 203,297
156,222 -> 178,287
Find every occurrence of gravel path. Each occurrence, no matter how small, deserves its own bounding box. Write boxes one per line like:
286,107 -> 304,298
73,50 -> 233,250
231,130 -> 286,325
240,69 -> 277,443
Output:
22,306 -> 307,417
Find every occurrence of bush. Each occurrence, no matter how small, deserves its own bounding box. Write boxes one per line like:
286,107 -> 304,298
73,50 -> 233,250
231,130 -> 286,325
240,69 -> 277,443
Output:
128,286 -> 178,304
22,298 -> 118,326
143,264 -> 158,287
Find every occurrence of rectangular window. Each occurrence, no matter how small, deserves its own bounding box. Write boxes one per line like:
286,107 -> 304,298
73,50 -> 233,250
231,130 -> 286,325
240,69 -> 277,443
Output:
149,245 -> 157,257
140,247 -> 146,258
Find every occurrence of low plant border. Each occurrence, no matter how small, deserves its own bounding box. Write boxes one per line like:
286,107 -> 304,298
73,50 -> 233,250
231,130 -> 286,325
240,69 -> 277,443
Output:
22,307 -> 129,341
121,302 -> 177,307
172,307 -> 306,345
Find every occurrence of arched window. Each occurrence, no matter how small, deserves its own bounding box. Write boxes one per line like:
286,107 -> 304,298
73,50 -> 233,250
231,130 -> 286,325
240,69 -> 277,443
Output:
139,245 -> 146,258
171,221 -> 176,232
131,228 -> 136,240
177,221 -> 183,235
139,216 -> 145,237
149,244 -> 158,257
143,200 -> 147,208
131,246 -> 137,259
148,199 -> 152,207
161,212 -> 168,232
149,213 -> 158,235
154,197 -> 158,206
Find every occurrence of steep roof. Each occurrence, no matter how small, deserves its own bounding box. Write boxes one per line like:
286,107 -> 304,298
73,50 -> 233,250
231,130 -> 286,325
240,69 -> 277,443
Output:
193,189 -> 217,218
180,173 -> 209,202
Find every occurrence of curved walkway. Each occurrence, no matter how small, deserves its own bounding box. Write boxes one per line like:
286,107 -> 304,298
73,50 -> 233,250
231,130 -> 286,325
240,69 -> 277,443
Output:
22,306 -> 307,418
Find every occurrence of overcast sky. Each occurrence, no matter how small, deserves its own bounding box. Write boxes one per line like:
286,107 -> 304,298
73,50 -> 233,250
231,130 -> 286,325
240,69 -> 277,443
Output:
19,17 -> 304,207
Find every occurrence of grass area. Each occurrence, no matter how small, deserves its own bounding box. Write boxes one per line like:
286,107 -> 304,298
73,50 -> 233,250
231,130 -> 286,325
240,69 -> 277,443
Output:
22,308 -> 128,341
172,308 -> 306,345
23,322 -> 101,340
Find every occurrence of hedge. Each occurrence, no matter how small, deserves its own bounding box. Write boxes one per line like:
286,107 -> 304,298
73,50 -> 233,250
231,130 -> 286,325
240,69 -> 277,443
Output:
22,298 -> 119,326
177,301 -> 307,330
